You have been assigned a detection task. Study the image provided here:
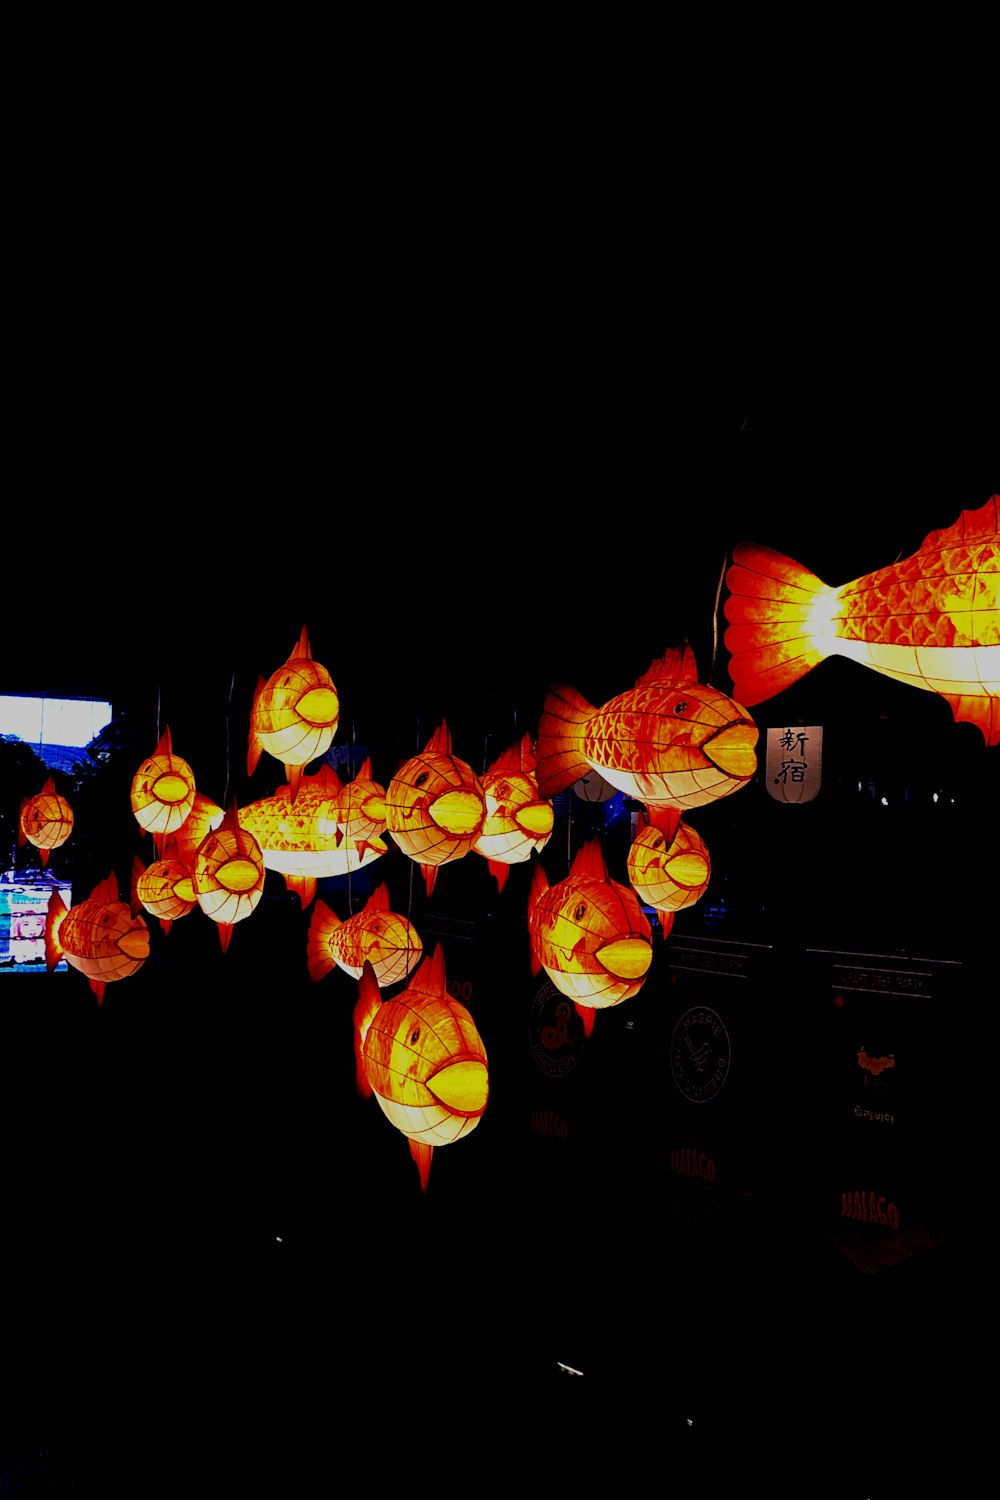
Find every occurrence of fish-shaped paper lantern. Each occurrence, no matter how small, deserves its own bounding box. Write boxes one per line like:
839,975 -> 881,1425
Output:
384,720 -> 486,897
130,843 -> 197,936
247,625 -> 340,802
239,765 -> 387,910
626,805 -> 711,939
723,495 -> 1000,746
322,757 -> 387,859
527,838 -> 653,1035
472,732 -> 555,892
18,777 -> 74,866
535,643 -> 759,812
130,726 -> 197,855
306,881 -> 423,987
192,800 -> 265,952
354,944 -> 489,1191
45,872 -> 150,1005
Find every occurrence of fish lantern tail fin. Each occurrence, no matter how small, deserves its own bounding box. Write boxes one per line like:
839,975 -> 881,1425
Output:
422,864 -> 439,899
286,874 -> 317,910
247,677 -> 267,777
91,979 -> 106,1007
409,1139 -> 433,1193
160,918 -> 174,938
217,922 -> 234,955
489,860 -> 510,894
574,1001 -> 596,1039
39,847 -> 50,868
45,889 -> 69,972
306,900 -> 341,984
658,911 -> 675,941
535,683 -> 594,799
723,543 -> 832,706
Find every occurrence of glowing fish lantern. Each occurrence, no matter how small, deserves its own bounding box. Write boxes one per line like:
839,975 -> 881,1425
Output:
323,756 -> 388,859
535,642 -> 759,811
724,494 -> 1000,746
18,777 -> 74,866
131,840 -> 197,936
239,764 -> 387,910
384,720 -> 486,897
472,732 -> 554,892
45,871 -> 150,1006
626,806 -> 711,939
248,625 -> 340,801
527,838 -> 653,1036
192,800 -> 265,952
130,726 -> 197,855
307,881 -> 423,987
354,944 -> 489,1192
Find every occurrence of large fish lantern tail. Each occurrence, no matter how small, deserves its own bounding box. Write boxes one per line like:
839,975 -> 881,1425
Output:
724,496 -> 1000,746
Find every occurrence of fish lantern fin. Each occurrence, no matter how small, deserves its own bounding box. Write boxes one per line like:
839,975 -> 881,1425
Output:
574,1001 -> 596,1038
306,899 -> 341,983
152,831 -> 167,860
940,691 -> 1000,747
422,864 -> 439,899
644,804 -> 682,840
286,874 -> 317,910
287,762 -> 304,805
364,883 -> 391,913
160,918 -> 174,937
424,720 -> 452,756
130,855 -> 145,917
353,962 -> 381,1097
571,838 -> 607,881
39,847 -> 50,868
90,979 -> 106,1007
45,890 -> 69,971
409,1139 -> 433,1193
357,757 -> 373,779
527,854 -> 548,924
247,676 -> 267,776
658,911 -> 675,940
535,683 -> 594,799
291,624 -> 311,660
90,871 -> 120,905
634,643 -> 699,690
489,859 -> 510,894
217,922 -> 234,955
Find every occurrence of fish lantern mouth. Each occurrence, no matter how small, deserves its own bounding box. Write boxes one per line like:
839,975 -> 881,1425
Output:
296,687 -> 340,727
704,721 -> 758,777
364,792 -> 387,822
426,1058 -> 489,1115
597,936 -> 653,980
430,790 -> 484,836
666,852 -> 710,888
216,857 -> 262,892
153,772 -> 193,805
118,929 -> 151,960
518,803 -> 555,837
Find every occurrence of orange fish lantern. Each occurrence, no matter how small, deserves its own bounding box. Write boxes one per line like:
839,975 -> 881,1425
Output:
724,495 -> 1000,746
307,881 -> 423,987
626,806 -> 711,939
130,726 -> 197,855
527,838 -> 653,1036
18,776 -> 74,866
247,625 -> 340,802
130,841 -> 197,936
384,720 -> 486,897
239,765 -> 387,910
472,732 -> 555,892
535,642 -> 759,812
354,944 -> 489,1192
45,872 -> 150,1006
323,756 -> 388,858
192,800 -> 266,952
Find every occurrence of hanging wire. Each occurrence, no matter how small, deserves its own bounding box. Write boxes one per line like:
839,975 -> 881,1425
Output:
708,546 -> 727,685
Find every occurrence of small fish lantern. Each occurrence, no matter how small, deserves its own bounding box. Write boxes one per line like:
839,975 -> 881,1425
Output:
192,800 -> 266,952
473,732 -> 554,892
626,806 -> 711,939
724,494 -> 1000,746
354,945 -> 489,1191
248,625 -> 340,802
46,872 -> 150,1006
527,838 -> 653,1036
307,881 -> 423,988
18,776 -> 74,866
130,726 -> 197,854
131,842 -> 198,936
384,720 -> 486,897
536,642 -> 758,811
324,756 -> 388,858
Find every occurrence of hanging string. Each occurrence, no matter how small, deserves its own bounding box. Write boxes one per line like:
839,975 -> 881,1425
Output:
708,546 -> 727,685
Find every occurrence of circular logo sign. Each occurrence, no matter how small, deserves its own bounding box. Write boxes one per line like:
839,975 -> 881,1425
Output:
529,978 -> 587,1078
670,1004 -> 731,1103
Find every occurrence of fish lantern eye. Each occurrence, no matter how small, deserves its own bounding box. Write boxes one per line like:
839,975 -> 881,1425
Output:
653,835 -> 665,849
416,772 -> 429,787
673,699 -> 690,716
574,902 -> 586,921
